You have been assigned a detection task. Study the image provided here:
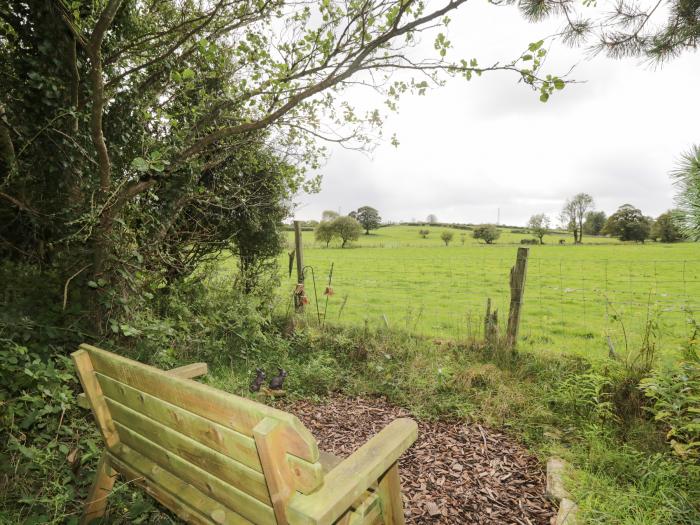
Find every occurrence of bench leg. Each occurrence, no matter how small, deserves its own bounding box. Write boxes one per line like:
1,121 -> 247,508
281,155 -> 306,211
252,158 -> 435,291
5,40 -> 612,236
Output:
377,462 -> 406,525
80,452 -> 117,525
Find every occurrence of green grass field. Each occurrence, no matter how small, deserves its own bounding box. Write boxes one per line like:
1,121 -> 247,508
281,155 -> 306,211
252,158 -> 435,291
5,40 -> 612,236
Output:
228,225 -> 700,363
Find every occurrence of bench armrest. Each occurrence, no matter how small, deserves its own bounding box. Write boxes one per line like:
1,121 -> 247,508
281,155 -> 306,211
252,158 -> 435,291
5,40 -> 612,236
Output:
287,418 -> 417,525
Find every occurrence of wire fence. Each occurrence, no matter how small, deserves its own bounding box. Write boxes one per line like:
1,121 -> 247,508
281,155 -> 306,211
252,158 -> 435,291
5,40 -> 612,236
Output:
281,251 -> 700,359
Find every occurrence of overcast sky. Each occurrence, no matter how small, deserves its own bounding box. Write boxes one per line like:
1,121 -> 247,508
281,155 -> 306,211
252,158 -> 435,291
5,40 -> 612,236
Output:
293,1 -> 699,226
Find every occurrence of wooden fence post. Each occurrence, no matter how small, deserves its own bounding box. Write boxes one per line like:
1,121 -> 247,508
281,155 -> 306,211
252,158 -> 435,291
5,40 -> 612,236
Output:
293,220 -> 305,313
483,298 -> 499,346
506,247 -> 529,349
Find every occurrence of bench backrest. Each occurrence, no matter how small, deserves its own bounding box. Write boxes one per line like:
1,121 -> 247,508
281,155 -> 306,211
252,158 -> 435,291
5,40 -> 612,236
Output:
73,344 -> 323,525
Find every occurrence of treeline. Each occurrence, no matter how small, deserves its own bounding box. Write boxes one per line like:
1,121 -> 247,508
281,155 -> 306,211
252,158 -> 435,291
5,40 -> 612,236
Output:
531,193 -> 688,244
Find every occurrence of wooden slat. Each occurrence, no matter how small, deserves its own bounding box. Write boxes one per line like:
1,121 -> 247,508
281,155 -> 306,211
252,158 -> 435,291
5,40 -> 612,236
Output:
96,371 -> 322,494
114,423 -> 276,525
376,463 -> 405,525
108,444 -> 253,525
81,344 -> 318,462
79,452 -> 117,525
72,349 -> 119,449
347,493 -> 383,525
287,453 -> 323,495
106,397 -> 271,505
77,361 -> 208,409
287,419 -> 417,525
99,374 -> 261,469
254,418 -> 296,524
166,362 -> 208,379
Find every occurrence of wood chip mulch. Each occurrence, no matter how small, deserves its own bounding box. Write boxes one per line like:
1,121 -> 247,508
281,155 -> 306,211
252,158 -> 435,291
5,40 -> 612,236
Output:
283,395 -> 555,525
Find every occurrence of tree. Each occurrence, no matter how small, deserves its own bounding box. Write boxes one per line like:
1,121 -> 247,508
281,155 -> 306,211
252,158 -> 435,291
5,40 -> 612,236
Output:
603,204 -> 651,242
322,210 -> 340,222
583,211 -> 607,236
225,156 -> 294,293
419,229 -> 430,238
472,225 -> 501,244
440,231 -> 454,246
354,206 -> 381,234
532,0 -> 700,64
330,216 -> 362,248
426,214 -> 438,224
560,193 -> 594,243
651,211 -> 685,243
0,1 -> 565,335
314,221 -> 337,247
672,146 -> 700,240
527,214 -> 551,244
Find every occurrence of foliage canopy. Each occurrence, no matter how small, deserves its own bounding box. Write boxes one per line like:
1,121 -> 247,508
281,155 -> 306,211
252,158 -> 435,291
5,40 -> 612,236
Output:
0,0 -> 563,333
603,204 -> 651,242
472,224 -> 500,244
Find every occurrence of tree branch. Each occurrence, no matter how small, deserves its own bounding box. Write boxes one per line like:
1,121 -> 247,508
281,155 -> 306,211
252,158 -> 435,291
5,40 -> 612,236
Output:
175,0 -> 468,163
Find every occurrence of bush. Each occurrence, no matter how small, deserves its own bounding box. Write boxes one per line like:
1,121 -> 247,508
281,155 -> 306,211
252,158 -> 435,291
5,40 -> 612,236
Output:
641,354 -> 700,459
329,216 -> 362,248
314,220 -> 336,247
520,238 -> 539,245
651,210 -> 685,243
472,224 -> 501,244
0,342 -> 98,524
440,231 -> 454,246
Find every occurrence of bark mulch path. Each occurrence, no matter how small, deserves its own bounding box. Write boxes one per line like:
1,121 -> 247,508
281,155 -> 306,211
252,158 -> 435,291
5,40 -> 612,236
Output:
283,395 -> 556,525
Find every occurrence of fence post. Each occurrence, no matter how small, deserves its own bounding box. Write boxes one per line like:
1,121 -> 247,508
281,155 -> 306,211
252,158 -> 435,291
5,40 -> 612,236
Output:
484,298 -> 498,346
484,298 -> 491,339
293,220 -> 305,313
506,247 -> 529,349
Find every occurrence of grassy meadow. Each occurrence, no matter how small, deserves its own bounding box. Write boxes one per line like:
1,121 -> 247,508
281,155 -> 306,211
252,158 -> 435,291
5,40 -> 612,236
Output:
248,225 -> 700,363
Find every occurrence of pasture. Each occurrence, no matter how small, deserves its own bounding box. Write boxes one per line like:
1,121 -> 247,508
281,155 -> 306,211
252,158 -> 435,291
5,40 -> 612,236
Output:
259,225 -> 700,363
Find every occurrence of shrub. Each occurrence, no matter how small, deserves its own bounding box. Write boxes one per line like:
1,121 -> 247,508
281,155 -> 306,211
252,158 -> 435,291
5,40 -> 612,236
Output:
521,238 -> 539,245
440,231 -> 454,246
641,350 -> 700,459
603,204 -> 651,242
651,210 -> 685,243
472,224 -> 501,244
419,229 -> 430,238
314,221 -> 336,247
329,216 -> 362,248
0,342 -> 98,524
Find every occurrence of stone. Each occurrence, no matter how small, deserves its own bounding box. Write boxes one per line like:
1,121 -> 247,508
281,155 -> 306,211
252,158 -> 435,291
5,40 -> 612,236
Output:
555,498 -> 578,525
546,457 -> 572,502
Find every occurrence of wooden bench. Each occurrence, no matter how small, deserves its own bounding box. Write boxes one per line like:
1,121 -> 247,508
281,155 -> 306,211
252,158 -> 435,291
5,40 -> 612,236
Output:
72,344 -> 418,524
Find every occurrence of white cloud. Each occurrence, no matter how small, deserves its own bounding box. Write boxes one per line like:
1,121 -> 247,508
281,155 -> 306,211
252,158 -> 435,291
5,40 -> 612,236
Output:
294,1 -> 700,225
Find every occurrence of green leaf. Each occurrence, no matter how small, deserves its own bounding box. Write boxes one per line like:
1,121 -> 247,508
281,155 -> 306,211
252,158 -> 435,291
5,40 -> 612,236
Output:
539,93 -> 549,103
131,157 -> 149,172
181,68 -> 195,80
87,281 -> 98,288
528,40 -> 544,52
